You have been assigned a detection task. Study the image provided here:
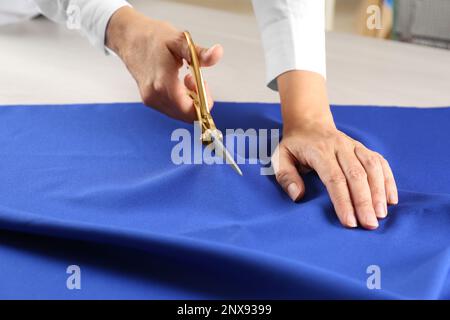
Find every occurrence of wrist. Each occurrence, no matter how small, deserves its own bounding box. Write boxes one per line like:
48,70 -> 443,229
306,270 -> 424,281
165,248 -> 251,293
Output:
277,70 -> 335,132
105,6 -> 148,58
282,105 -> 335,131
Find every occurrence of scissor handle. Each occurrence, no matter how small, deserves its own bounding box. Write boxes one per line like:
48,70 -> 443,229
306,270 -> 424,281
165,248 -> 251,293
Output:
183,31 -> 211,118
183,33 -> 242,175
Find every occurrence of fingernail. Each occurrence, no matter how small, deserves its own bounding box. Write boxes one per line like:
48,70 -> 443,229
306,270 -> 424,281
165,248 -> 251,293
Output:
365,214 -> 379,229
389,193 -> 398,205
375,202 -> 387,218
346,214 -> 358,228
287,183 -> 301,202
202,44 -> 217,60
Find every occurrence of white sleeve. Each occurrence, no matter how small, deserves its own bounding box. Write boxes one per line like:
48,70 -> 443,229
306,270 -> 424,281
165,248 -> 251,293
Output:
33,0 -> 130,53
252,0 -> 326,91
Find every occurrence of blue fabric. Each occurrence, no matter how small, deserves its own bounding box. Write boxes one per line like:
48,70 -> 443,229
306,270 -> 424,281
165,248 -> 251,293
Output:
0,102 -> 449,300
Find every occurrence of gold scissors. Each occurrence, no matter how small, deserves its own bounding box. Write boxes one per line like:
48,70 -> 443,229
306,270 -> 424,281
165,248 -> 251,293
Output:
184,31 -> 242,176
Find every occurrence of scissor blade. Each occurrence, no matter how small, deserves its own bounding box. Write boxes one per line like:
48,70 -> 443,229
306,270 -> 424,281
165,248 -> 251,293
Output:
211,135 -> 243,176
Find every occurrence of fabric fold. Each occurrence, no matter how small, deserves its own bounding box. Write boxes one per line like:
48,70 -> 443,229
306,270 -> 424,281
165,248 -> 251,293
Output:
0,102 -> 449,299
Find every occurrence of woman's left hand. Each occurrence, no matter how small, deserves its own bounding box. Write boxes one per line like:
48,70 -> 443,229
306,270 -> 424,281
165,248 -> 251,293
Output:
273,70 -> 398,230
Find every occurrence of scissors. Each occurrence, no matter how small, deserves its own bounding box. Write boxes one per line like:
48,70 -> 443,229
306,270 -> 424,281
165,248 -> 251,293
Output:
183,31 -> 242,176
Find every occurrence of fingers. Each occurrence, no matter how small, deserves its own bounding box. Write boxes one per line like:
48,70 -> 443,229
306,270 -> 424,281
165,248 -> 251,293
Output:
157,73 -> 214,123
355,146 -> 387,219
160,32 -> 219,122
272,147 -> 305,202
142,71 -> 195,123
379,155 -> 398,205
184,73 -> 196,90
184,74 -> 214,111
165,75 -> 197,122
314,142 -> 399,230
167,32 -> 223,67
336,148 -> 379,229
313,156 -> 357,228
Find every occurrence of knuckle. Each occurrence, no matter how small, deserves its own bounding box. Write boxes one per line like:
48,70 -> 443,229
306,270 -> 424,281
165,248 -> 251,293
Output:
336,134 -> 351,146
152,79 -> 165,95
371,187 -> 385,200
372,151 -> 383,159
354,197 -> 373,208
384,175 -> 395,185
364,154 -> 380,168
175,30 -> 186,41
379,155 -> 389,165
326,172 -> 347,185
354,141 -> 366,149
174,31 -> 191,57
346,166 -> 367,180
332,193 -> 351,207
275,170 -> 292,186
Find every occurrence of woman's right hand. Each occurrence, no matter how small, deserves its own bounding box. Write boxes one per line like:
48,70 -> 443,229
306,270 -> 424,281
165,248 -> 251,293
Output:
105,6 -> 223,122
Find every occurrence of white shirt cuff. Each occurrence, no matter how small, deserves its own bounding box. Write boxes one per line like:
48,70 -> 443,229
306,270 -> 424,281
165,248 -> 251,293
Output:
253,0 -> 327,91
34,0 -> 131,54
80,0 -> 131,54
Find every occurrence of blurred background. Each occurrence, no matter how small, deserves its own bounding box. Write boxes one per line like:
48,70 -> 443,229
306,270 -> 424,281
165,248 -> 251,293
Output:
166,0 -> 450,49
1,0 -> 449,107
332,0 -> 450,49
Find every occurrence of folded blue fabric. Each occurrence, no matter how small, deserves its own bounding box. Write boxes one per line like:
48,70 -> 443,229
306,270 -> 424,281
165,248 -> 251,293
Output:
0,102 -> 449,299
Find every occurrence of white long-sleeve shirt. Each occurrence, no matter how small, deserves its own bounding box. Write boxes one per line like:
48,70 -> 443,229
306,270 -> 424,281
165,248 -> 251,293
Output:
251,0 -> 326,90
31,0 -> 325,91
33,0 -> 130,51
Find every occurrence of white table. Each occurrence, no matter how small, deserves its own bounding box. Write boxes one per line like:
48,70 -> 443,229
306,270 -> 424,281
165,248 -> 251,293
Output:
1,0 -> 449,107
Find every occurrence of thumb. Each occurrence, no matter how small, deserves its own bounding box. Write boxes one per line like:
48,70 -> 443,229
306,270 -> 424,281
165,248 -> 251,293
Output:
168,32 -> 223,67
196,44 -> 223,67
272,146 -> 305,202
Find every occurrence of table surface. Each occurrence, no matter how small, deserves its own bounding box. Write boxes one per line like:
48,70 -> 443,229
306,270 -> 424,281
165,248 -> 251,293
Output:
1,0 -> 449,107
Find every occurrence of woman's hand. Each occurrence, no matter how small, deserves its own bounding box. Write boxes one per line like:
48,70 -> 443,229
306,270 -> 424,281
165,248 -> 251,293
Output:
273,70 -> 398,229
105,7 -> 223,122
